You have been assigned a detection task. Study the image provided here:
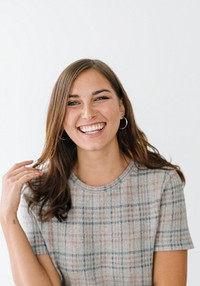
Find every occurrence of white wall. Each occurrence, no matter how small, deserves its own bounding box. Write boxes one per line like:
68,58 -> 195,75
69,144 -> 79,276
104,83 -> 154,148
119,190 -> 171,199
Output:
0,0 -> 199,285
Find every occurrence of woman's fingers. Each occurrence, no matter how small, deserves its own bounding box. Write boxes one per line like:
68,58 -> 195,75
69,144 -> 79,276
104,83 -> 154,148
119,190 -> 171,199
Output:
3,168 -> 43,191
3,160 -> 42,188
5,160 -> 42,181
7,165 -> 39,178
11,169 -> 43,186
7,160 -> 34,173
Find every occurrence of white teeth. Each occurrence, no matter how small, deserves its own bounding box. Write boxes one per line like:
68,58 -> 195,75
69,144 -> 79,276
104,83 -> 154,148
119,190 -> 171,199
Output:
79,123 -> 105,134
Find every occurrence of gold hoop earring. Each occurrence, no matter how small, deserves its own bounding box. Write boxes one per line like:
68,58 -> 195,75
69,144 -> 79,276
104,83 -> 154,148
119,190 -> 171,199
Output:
120,117 -> 128,130
59,136 -> 68,141
59,131 -> 68,141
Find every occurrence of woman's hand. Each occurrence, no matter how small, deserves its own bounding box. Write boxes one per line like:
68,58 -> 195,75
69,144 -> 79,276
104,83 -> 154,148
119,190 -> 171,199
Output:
0,160 -> 43,219
0,162 -> 61,286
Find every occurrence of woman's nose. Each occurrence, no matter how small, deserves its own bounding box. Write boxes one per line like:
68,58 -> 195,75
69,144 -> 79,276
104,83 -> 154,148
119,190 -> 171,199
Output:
81,104 -> 96,119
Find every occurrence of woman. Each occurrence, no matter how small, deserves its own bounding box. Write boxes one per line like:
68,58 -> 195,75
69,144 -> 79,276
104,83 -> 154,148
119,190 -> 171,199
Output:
0,59 -> 193,285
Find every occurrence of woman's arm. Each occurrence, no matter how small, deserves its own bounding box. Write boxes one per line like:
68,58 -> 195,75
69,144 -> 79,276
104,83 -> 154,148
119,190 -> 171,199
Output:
1,215 -> 61,286
153,250 -> 187,286
0,161 -> 61,286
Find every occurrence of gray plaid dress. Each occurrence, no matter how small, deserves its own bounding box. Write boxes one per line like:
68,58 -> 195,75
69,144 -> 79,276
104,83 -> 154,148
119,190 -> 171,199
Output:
20,160 -> 193,285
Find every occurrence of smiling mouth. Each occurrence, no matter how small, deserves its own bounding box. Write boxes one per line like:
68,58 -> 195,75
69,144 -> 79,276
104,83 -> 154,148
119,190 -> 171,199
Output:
78,123 -> 106,134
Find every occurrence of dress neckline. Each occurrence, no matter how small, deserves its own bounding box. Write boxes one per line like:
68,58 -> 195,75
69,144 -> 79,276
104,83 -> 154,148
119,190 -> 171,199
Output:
70,160 -> 137,192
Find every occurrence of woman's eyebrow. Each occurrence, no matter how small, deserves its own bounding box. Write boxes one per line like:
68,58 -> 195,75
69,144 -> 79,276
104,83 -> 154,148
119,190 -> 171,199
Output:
68,89 -> 111,98
68,94 -> 79,98
92,89 -> 112,95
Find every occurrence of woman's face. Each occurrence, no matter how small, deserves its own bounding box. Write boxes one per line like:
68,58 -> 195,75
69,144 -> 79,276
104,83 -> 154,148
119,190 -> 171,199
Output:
63,69 -> 125,153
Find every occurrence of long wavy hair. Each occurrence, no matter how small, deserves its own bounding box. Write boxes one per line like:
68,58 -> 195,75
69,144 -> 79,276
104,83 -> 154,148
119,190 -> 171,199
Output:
27,58 -> 185,221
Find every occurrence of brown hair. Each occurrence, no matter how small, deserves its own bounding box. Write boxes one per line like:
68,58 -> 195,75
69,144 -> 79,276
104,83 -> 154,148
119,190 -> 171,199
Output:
27,58 -> 185,221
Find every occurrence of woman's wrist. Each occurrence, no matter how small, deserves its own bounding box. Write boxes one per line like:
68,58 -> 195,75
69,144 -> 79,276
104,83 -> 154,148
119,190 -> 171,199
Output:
0,211 -> 18,226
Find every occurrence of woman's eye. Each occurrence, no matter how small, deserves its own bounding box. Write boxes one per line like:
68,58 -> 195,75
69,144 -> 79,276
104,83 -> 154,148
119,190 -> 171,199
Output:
67,101 -> 79,106
94,96 -> 109,101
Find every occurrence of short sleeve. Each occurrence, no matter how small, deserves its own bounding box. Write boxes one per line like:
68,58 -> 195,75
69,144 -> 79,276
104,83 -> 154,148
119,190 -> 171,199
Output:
18,190 -> 49,256
154,171 -> 194,251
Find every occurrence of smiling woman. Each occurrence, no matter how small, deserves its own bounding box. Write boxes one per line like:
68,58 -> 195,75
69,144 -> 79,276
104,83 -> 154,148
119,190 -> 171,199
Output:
63,69 -> 125,154
0,59 -> 193,286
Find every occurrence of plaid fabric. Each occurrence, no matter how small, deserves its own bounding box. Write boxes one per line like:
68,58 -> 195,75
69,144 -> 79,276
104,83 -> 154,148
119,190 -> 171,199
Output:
19,161 -> 193,286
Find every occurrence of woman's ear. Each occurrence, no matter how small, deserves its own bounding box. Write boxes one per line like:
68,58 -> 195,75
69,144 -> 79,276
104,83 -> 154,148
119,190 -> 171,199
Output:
119,99 -> 125,117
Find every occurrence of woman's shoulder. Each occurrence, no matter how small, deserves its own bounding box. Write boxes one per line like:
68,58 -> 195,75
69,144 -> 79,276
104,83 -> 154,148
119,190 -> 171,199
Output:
132,160 -> 183,186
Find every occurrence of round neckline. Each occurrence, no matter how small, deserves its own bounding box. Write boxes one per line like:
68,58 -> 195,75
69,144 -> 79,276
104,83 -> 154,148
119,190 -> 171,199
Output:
70,160 -> 137,192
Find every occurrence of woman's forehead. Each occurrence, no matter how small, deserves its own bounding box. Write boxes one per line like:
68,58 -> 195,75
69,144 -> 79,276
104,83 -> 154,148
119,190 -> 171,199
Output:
69,69 -> 113,94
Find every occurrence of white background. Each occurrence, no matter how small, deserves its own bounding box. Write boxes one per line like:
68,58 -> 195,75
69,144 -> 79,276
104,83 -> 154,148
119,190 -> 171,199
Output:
0,0 -> 199,285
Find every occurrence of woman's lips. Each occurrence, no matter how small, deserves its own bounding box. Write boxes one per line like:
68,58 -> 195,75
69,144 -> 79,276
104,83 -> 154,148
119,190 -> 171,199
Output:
78,123 -> 106,134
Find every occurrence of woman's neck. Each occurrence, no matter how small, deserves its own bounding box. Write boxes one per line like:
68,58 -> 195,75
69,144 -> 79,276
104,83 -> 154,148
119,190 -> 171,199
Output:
73,145 -> 131,186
